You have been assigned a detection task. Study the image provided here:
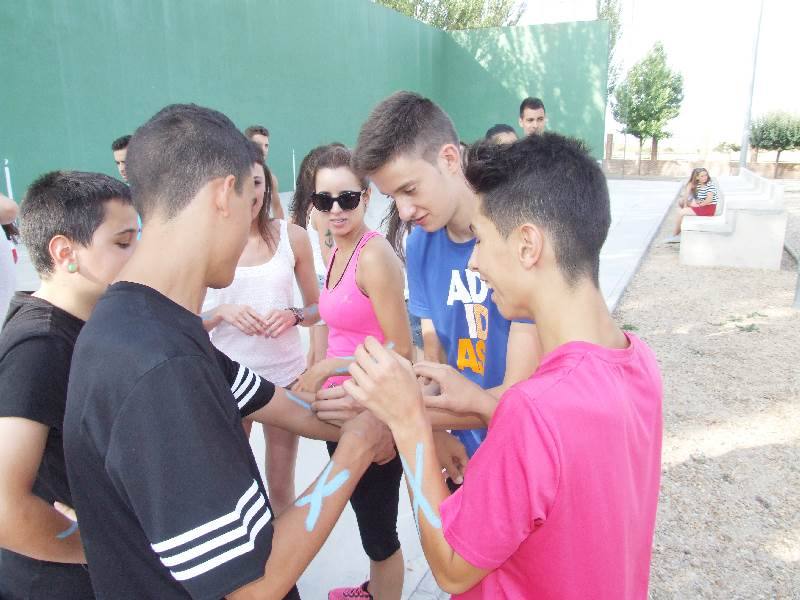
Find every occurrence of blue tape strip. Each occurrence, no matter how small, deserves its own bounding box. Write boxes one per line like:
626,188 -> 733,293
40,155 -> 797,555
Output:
295,461 -> 351,531
56,520 -> 79,540
285,389 -> 312,411
400,442 -> 442,529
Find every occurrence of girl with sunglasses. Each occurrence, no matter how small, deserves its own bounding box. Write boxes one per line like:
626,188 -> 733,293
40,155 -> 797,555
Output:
202,142 -> 321,515
292,144 -> 411,600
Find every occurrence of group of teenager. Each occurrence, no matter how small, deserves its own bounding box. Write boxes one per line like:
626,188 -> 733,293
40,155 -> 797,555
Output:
0,90 -> 663,600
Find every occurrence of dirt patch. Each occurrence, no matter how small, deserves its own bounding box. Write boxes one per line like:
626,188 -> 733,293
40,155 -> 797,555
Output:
614,205 -> 800,599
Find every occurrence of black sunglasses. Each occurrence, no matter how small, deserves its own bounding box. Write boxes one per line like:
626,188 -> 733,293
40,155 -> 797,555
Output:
311,190 -> 364,212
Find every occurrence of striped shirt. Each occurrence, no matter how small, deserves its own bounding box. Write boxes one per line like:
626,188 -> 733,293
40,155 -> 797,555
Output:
695,182 -> 718,205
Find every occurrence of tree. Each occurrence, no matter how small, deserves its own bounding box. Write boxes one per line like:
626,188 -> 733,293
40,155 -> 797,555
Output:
749,112 -> 800,177
373,0 -> 525,30
597,0 -> 622,96
611,42 -> 683,173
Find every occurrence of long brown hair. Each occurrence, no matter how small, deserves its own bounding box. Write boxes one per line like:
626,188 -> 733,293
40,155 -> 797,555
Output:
686,167 -> 711,197
290,143 -> 347,228
253,160 -> 277,252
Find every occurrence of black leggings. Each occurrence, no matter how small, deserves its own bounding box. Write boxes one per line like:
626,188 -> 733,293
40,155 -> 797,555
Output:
326,441 -> 403,562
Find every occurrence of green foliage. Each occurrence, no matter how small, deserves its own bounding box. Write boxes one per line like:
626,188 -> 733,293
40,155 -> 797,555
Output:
597,0 -> 622,95
749,112 -> 800,164
611,43 -> 683,147
714,141 -> 741,153
374,0 -> 525,30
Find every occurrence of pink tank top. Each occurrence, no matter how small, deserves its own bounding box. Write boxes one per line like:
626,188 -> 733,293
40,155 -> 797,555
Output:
319,230 -> 385,387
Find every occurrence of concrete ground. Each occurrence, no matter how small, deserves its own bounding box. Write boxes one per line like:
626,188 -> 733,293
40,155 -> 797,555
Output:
11,179 -> 676,598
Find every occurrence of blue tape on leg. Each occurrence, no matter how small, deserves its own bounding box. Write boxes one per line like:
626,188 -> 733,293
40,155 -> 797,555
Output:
295,461 -> 351,532
400,442 -> 442,529
285,389 -> 312,411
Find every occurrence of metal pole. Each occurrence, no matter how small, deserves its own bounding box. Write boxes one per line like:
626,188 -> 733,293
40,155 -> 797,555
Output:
739,0 -> 764,170
3,159 -> 13,199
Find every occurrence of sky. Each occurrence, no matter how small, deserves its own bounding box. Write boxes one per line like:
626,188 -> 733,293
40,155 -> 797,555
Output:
518,0 -> 800,152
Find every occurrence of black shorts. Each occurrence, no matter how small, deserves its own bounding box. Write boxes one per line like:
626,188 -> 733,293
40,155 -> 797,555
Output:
326,441 -> 403,562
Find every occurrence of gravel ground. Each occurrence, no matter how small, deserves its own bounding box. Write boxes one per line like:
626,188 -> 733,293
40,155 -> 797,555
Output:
614,193 -> 800,599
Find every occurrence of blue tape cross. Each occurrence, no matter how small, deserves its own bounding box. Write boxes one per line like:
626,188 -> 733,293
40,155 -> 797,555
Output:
285,389 -> 312,411
56,520 -> 79,540
400,442 -> 442,529
295,461 -> 350,532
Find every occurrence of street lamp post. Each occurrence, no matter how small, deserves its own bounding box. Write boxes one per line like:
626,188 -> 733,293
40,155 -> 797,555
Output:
739,0 -> 765,170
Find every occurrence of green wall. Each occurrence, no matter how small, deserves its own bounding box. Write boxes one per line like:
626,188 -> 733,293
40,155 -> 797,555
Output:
444,21 -> 609,154
0,0 -> 607,199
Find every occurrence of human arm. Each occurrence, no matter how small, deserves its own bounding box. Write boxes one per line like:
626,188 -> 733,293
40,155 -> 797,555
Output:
201,303 -> 269,335
0,192 -> 18,225
270,173 -> 285,220
0,337 -> 85,563
486,322 -> 540,399
260,224 -> 322,338
342,338 -> 490,593
213,350 -> 338,442
420,318 -> 447,363
228,410 -> 394,599
415,322 -> 539,424
108,358 -> 394,600
357,236 -> 413,361
0,417 -> 85,563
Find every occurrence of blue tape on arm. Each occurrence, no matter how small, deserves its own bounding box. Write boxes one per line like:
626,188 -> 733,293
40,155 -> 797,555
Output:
400,442 -> 442,529
295,461 -> 351,531
285,389 -> 312,411
56,520 -> 79,540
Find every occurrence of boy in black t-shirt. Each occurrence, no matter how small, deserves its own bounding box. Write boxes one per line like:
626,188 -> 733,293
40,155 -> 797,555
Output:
0,171 -> 139,599
63,104 -> 394,600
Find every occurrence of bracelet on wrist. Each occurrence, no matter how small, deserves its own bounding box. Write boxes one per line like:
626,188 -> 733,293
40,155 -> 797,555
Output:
287,307 -> 303,326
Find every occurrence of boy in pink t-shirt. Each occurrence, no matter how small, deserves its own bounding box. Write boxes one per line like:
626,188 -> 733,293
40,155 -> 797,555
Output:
344,133 -> 663,599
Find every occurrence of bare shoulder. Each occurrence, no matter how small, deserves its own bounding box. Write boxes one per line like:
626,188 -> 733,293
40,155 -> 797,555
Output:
360,234 -> 401,268
287,222 -> 311,251
358,235 -> 403,289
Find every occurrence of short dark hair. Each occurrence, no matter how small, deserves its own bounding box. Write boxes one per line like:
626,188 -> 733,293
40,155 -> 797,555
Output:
519,97 -> 546,117
20,171 -> 132,277
352,91 -> 459,175
248,140 -> 265,164
465,133 -> 609,287
111,135 -> 131,151
485,124 -> 517,139
126,104 -> 252,221
244,125 -> 270,139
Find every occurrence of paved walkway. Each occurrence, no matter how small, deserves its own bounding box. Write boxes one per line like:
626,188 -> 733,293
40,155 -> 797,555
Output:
11,179 -> 676,599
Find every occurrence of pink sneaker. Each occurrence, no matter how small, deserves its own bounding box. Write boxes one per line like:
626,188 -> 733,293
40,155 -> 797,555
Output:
328,581 -> 373,599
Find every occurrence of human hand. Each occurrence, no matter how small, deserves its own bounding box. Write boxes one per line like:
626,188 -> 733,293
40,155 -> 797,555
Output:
340,409 -> 397,465
312,385 -> 365,425
292,362 -> 330,394
262,308 -> 296,338
343,336 -> 425,433
413,361 -> 493,417
432,431 -> 468,486
214,304 -> 268,336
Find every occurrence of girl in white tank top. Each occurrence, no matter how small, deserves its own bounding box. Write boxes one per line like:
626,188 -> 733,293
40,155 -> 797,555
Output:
203,155 -> 321,514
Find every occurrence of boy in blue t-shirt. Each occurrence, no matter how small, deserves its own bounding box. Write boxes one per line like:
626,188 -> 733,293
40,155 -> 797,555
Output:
352,91 -> 541,456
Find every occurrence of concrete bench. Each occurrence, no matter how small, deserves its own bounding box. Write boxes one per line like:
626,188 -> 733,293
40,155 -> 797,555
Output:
679,169 -> 787,270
